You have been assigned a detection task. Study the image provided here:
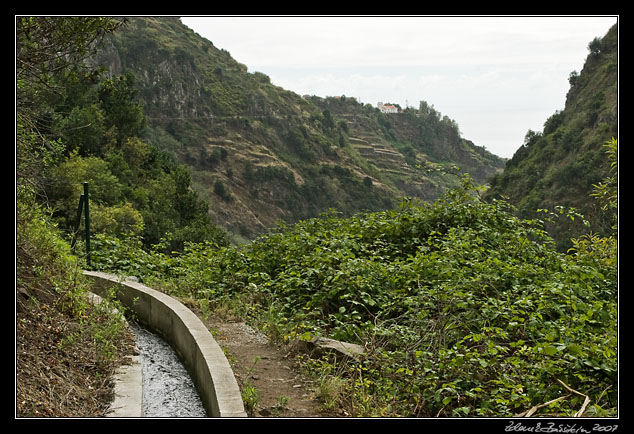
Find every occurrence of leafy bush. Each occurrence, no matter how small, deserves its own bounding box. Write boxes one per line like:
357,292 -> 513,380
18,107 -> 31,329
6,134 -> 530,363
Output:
137,175 -> 616,417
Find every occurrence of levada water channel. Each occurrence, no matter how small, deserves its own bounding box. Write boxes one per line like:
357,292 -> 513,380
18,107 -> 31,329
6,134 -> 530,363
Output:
128,321 -> 207,417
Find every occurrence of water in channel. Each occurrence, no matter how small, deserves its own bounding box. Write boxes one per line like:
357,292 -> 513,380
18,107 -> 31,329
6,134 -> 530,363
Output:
129,321 -> 207,417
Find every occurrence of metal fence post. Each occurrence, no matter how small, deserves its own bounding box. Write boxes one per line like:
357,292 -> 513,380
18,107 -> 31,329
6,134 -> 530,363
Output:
83,182 -> 91,268
71,194 -> 85,251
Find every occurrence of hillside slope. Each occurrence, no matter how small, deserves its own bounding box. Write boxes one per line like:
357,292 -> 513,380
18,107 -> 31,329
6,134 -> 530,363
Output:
486,23 -> 618,249
96,17 -> 505,240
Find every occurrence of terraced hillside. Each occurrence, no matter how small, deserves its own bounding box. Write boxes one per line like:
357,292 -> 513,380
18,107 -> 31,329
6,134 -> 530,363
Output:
97,17 -> 506,240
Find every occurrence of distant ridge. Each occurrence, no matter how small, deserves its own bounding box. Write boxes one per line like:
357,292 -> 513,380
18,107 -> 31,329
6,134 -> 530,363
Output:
98,16 -> 506,240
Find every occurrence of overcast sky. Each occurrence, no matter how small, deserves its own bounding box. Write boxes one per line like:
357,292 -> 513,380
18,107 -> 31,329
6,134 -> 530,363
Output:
180,16 -> 618,159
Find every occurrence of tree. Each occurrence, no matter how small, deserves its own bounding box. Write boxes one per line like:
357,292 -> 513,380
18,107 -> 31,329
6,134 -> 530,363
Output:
56,104 -> 106,155
47,152 -> 124,228
588,36 -> 602,55
16,17 -> 120,115
17,17 -> 121,193
214,179 -> 232,202
17,16 -> 230,256
287,127 -> 315,161
523,129 -> 541,146
98,72 -> 146,143
321,109 -> 335,130
90,202 -> 144,237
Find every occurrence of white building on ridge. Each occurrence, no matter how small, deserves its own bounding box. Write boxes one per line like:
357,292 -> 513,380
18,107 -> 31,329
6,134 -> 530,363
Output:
377,102 -> 398,114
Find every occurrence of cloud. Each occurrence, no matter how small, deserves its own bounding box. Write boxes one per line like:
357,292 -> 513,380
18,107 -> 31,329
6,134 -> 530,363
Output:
185,16 -> 613,68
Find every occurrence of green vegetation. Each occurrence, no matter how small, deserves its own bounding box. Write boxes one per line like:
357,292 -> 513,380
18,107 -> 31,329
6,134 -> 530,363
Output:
91,171 -> 617,417
17,17 -> 617,418
18,17 -> 229,254
16,195 -> 133,416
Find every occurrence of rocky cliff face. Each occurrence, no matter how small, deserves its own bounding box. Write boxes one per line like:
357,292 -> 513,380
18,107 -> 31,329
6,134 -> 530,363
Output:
96,17 -> 506,241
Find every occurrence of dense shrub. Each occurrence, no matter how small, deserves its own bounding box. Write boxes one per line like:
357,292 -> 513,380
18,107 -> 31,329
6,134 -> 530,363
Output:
120,175 -> 616,417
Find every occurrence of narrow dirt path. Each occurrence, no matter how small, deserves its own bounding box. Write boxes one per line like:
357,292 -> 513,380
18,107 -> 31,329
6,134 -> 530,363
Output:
193,311 -> 334,417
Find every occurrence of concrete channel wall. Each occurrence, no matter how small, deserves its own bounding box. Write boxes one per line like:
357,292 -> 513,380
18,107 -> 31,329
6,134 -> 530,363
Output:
84,271 -> 247,418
